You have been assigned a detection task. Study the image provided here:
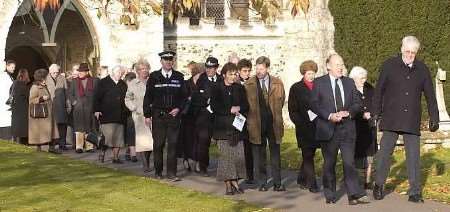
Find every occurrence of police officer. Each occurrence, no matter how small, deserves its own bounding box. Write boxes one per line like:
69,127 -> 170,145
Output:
143,51 -> 186,181
190,56 -> 222,176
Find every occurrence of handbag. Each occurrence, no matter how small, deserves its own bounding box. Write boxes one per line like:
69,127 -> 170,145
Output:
29,102 -> 49,118
85,118 -> 106,150
5,82 -> 16,106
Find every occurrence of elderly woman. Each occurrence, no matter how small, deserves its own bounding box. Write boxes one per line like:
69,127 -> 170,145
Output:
28,69 -> 60,152
211,62 -> 248,195
125,59 -> 154,171
70,63 -> 99,153
11,69 -> 31,145
288,60 -> 320,193
95,65 -> 127,163
349,66 -> 377,189
46,64 -> 71,151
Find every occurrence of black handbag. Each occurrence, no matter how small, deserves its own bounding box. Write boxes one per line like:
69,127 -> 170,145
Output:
29,103 -> 49,118
85,118 -> 106,150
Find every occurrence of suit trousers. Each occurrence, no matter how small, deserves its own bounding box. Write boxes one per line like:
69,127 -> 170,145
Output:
252,130 -> 282,186
152,115 -> 180,177
243,138 -> 254,180
57,124 -> 67,147
320,123 -> 366,200
375,131 -> 421,195
193,110 -> 212,171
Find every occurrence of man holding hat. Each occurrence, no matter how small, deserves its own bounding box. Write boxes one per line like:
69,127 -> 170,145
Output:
143,51 -> 186,181
189,56 -> 222,176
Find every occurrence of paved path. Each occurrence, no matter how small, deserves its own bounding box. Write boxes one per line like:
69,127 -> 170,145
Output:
64,150 -> 450,212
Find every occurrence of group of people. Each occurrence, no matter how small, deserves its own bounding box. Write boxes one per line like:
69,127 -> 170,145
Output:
0,35 -> 439,205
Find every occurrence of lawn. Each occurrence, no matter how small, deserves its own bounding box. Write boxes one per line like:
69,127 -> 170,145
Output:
0,141 -> 263,212
277,128 -> 450,204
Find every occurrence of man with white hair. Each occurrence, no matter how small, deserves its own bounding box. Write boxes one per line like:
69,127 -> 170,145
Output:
372,36 -> 439,203
46,64 -> 71,152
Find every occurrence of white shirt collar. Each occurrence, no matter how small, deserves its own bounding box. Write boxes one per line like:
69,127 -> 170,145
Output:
162,69 -> 172,78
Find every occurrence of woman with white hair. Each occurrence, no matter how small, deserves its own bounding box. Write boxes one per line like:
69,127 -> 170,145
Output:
349,66 -> 377,190
94,65 -> 127,163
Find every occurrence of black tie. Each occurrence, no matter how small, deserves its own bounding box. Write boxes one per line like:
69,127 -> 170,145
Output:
335,78 -> 343,112
165,73 -> 169,79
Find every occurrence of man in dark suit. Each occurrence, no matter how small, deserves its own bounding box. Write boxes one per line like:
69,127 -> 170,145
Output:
310,54 -> 369,205
372,36 -> 439,203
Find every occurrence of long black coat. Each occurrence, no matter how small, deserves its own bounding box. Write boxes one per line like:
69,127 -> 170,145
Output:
11,81 -> 30,137
211,81 -> 249,142
355,82 -> 377,157
288,79 -> 319,149
373,55 -> 439,135
94,76 -> 128,124
69,77 -> 99,132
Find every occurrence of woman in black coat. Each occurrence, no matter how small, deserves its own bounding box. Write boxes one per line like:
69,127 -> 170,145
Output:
211,62 -> 249,195
11,69 -> 31,144
288,60 -> 320,193
349,66 -> 377,189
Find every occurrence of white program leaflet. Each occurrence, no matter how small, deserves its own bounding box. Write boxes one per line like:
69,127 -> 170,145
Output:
233,114 -> 246,132
307,110 -> 318,121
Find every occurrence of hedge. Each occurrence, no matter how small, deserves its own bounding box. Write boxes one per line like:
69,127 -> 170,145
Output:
329,0 -> 450,114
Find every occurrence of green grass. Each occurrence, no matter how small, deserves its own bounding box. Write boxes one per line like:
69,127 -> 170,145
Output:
276,128 -> 450,204
0,141 -> 263,212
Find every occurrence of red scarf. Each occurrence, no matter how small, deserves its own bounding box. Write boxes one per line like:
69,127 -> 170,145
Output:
304,80 -> 314,90
77,76 -> 93,97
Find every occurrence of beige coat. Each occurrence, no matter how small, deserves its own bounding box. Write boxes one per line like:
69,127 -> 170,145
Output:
125,78 -> 153,152
244,75 -> 285,144
46,75 -> 70,124
28,84 -> 59,145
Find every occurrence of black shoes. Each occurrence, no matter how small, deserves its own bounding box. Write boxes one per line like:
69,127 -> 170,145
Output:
86,149 -> 95,153
232,186 -> 245,194
112,159 -> 123,164
131,156 -> 138,162
326,197 -> 337,204
273,184 -> 286,192
309,187 -> 320,193
75,149 -> 83,154
48,148 -> 62,154
348,195 -> 370,205
373,183 -> 384,200
408,194 -> 424,203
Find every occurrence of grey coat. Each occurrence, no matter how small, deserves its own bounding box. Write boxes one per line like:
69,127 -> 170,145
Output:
69,77 -> 99,132
46,75 -> 71,124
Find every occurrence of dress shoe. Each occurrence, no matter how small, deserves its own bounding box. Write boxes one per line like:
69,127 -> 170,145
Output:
349,195 -> 370,205
112,159 -> 123,164
326,197 -> 337,204
75,149 -> 83,154
373,183 -> 384,200
299,184 -> 308,190
258,184 -> 268,192
168,176 -> 181,182
131,156 -> 138,162
408,194 -> 424,203
273,184 -> 286,192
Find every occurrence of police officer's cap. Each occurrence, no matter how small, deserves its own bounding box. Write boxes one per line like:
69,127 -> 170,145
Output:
159,51 -> 176,60
205,56 -> 219,68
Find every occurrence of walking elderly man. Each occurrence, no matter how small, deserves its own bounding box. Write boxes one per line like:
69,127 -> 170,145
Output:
372,36 -> 439,203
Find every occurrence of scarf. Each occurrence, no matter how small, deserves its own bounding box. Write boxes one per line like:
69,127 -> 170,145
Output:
304,80 -> 314,91
77,76 -> 93,97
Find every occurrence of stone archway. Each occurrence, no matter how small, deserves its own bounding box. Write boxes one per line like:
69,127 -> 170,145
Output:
0,0 -> 102,73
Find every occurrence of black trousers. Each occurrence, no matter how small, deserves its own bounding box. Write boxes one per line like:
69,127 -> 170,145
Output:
375,131 -> 421,195
252,130 -> 282,186
297,146 -> 318,188
57,124 -> 67,147
320,124 -> 365,200
193,110 -> 212,171
243,138 -> 254,180
177,116 -> 195,160
152,114 -> 181,177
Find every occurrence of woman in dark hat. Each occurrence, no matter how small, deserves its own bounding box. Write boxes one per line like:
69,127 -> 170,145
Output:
69,63 -> 99,153
288,60 -> 320,193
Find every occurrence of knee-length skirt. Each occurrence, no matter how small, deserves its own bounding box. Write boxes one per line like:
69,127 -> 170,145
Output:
216,140 -> 246,181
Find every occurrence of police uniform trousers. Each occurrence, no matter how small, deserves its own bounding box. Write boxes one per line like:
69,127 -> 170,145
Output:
152,110 -> 181,177
193,109 -> 213,171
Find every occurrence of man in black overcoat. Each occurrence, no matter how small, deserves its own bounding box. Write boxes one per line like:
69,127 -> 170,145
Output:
372,36 -> 439,203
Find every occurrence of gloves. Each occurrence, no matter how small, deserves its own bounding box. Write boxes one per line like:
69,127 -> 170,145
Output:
429,121 -> 439,132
